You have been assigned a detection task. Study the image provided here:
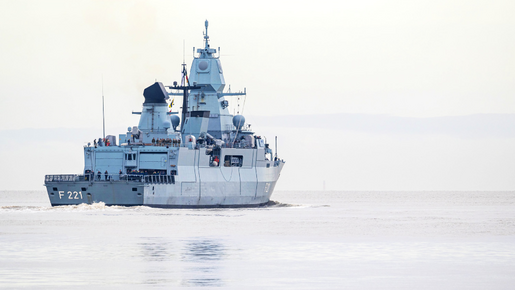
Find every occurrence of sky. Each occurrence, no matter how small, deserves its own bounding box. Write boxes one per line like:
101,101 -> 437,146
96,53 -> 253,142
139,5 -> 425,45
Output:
0,0 -> 514,191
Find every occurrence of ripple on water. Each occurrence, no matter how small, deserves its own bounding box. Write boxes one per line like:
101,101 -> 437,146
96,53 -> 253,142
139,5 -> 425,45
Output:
0,202 -> 154,212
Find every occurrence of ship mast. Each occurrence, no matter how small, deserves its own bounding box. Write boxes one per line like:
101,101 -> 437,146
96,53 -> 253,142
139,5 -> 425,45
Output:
180,63 -> 191,132
168,65 -> 200,133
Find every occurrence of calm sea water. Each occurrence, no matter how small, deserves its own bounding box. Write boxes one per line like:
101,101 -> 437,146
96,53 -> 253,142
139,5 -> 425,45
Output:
1,190 -> 514,289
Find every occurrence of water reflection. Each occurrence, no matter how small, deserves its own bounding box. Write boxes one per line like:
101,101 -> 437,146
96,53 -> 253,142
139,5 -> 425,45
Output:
138,237 -> 174,262
137,237 -> 226,287
180,239 -> 225,287
182,239 -> 225,262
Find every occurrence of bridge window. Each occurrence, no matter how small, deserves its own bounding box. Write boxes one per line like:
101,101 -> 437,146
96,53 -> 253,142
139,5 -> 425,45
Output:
125,153 -> 137,160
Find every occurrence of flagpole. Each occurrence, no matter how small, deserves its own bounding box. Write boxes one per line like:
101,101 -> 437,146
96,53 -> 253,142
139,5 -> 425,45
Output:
102,75 -> 105,140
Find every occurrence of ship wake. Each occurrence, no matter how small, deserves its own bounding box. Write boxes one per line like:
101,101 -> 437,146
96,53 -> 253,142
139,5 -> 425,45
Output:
263,200 -> 300,207
0,202 -> 151,212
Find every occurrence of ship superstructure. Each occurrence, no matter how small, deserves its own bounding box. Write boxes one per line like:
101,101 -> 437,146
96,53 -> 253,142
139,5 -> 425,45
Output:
44,21 -> 285,207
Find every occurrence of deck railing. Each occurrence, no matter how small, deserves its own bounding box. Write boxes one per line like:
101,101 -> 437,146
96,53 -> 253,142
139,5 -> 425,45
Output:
45,174 -> 176,184
143,175 -> 175,184
45,175 -> 79,182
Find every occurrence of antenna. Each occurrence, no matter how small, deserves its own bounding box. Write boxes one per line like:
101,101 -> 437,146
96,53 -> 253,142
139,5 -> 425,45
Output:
102,75 -> 105,140
204,19 -> 209,49
275,135 -> 278,162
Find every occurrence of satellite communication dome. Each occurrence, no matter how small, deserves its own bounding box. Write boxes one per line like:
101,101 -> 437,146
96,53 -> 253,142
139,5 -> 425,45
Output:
232,115 -> 245,130
170,115 -> 180,130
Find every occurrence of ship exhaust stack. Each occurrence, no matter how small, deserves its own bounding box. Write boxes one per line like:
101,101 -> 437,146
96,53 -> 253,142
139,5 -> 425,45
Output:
138,82 -> 171,136
143,82 -> 167,104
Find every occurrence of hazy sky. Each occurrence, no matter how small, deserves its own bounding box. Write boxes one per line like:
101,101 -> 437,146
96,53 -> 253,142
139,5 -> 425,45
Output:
0,0 -> 514,191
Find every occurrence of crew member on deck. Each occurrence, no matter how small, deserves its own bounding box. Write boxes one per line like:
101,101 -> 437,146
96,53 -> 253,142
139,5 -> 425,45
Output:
105,170 -> 108,181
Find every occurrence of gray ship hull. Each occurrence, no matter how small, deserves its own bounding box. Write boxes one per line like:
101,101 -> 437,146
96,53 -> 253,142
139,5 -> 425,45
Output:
45,161 -> 284,208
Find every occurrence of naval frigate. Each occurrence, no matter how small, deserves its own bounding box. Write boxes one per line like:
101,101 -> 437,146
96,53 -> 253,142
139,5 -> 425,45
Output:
44,21 -> 285,207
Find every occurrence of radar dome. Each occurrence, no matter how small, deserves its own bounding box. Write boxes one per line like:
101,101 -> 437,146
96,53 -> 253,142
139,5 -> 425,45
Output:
170,115 -> 180,130
232,115 -> 245,130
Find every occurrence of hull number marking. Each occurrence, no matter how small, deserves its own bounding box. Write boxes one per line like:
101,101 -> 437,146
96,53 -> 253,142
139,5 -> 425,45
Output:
58,191 -> 83,199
